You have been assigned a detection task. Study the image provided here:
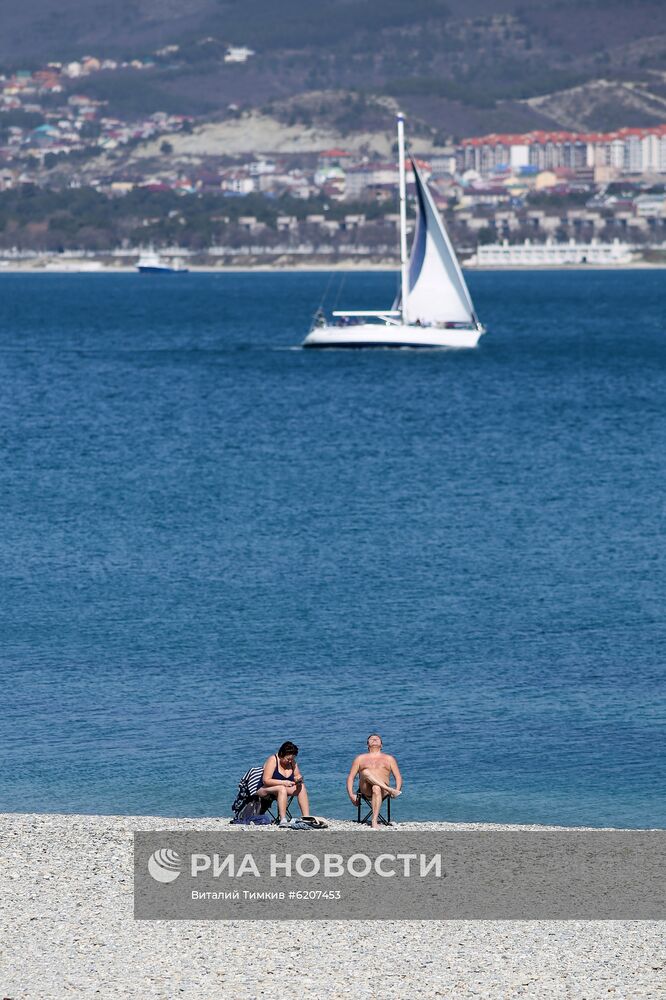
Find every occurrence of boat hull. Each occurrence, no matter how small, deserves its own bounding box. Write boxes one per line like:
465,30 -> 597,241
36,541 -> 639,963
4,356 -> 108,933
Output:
303,323 -> 484,349
137,265 -> 189,273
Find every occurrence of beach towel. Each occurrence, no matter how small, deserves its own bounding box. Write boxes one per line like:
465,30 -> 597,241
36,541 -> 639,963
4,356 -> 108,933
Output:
231,765 -> 265,820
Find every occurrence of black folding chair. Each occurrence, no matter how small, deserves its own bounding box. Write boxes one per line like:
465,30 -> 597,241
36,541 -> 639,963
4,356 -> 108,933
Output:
263,794 -> 296,824
356,792 -> 393,826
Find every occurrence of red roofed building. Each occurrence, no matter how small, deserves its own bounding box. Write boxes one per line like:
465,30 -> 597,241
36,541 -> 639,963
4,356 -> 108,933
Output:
316,149 -> 351,169
460,125 -> 666,177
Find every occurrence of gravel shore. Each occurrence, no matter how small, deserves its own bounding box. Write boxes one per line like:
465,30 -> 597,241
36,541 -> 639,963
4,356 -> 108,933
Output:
1,812 -> 663,999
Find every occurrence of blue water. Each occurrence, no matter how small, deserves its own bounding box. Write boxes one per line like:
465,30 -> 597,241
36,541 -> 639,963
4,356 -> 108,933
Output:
0,270 -> 664,827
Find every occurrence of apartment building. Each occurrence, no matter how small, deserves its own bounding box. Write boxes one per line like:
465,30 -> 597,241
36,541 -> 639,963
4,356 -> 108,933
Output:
460,126 -> 666,177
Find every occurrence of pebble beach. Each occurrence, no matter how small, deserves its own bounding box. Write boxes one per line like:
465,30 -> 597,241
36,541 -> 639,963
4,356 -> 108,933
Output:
1,812 -> 663,1000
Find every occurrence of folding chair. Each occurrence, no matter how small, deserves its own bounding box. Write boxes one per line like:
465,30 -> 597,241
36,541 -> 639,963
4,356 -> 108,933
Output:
263,793 -> 296,824
356,791 -> 393,826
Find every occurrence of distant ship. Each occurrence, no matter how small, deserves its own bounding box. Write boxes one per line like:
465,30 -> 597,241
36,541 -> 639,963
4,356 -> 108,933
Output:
302,114 -> 485,350
136,249 -> 189,273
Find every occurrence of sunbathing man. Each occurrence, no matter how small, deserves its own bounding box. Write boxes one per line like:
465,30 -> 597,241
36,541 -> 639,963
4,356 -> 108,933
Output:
256,740 -> 311,827
346,733 -> 402,829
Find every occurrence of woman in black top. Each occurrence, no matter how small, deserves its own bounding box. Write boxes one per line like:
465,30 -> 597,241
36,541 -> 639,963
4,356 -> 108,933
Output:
256,740 -> 312,825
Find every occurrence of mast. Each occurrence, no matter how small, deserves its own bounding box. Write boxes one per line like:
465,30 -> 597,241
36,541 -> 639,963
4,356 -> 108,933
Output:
397,113 -> 409,324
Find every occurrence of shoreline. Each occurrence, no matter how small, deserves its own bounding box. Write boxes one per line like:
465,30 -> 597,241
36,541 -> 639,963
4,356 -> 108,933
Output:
0,260 -> 665,274
1,811 -> 663,998
2,809 -> 662,831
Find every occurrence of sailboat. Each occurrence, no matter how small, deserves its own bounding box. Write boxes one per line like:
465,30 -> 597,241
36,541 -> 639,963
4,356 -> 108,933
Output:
302,115 -> 485,349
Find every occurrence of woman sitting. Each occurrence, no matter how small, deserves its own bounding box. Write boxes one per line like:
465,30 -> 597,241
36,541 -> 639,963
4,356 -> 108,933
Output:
256,741 -> 311,827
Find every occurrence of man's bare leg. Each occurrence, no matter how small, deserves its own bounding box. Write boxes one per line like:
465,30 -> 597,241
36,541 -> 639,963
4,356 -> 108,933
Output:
359,777 -> 388,830
370,784 -> 383,830
360,768 -> 401,797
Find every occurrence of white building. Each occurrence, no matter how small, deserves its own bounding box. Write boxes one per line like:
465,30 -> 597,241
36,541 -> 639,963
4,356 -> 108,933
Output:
224,46 -> 255,64
220,169 -> 255,194
248,159 -> 276,176
466,238 -> 635,267
634,194 -> 666,218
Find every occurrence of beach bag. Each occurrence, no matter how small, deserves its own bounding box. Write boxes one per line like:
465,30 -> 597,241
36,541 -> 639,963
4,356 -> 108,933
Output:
231,765 -> 264,820
231,798 -> 262,823
231,808 -> 272,825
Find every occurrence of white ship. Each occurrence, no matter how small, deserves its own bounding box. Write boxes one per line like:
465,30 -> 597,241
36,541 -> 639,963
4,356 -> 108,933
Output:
302,115 -> 485,350
136,249 -> 189,273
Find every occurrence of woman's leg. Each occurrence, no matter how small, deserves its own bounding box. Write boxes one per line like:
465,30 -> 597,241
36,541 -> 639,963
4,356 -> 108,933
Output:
256,785 -> 289,821
296,782 -> 310,816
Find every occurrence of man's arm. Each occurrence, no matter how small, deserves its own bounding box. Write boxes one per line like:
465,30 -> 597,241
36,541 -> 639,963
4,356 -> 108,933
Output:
389,756 -> 403,792
346,757 -> 361,803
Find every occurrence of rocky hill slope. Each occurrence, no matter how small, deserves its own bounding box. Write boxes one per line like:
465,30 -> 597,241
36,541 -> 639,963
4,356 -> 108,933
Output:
2,0 -> 665,137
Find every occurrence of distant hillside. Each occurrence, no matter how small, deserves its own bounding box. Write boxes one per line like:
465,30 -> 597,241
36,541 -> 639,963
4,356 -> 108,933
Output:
2,0 -> 666,137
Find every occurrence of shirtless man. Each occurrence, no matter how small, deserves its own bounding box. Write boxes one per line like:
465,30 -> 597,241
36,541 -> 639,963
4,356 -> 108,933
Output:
346,734 -> 402,829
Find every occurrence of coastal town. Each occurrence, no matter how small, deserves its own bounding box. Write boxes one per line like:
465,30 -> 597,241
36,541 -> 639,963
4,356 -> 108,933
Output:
3,3 -> 666,1000
1,49 -> 665,266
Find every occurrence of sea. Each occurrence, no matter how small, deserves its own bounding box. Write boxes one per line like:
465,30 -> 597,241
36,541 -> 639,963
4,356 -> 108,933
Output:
0,269 -> 664,827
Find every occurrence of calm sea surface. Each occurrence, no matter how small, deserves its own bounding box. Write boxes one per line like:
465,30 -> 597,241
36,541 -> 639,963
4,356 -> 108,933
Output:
0,270 -> 664,826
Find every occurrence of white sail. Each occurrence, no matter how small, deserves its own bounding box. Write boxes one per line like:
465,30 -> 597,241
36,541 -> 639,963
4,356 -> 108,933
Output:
398,159 -> 478,326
